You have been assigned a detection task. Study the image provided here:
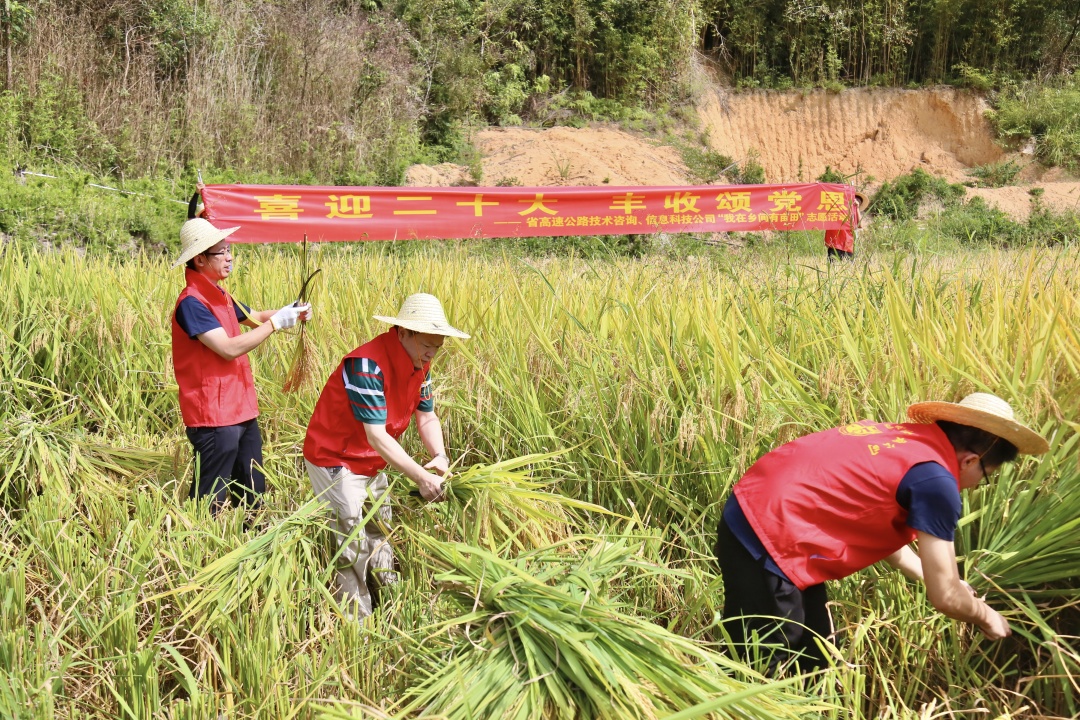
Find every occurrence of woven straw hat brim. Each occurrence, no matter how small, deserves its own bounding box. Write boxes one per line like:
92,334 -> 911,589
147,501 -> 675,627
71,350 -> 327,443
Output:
171,224 -> 240,269
907,401 -> 1049,455
854,191 -> 868,205
373,314 -> 470,339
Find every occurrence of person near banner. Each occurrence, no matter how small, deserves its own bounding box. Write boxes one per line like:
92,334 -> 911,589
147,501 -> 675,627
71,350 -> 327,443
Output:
171,217 -> 312,515
824,190 -> 866,261
715,392 -> 1048,672
303,293 -> 470,618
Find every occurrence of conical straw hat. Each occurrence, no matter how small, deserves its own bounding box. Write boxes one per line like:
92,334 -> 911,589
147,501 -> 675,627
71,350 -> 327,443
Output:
907,392 -> 1048,455
374,293 -> 470,339
172,218 -> 240,269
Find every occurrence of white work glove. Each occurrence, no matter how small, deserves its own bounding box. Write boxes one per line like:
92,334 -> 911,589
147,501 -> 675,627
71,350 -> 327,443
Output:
270,303 -> 309,331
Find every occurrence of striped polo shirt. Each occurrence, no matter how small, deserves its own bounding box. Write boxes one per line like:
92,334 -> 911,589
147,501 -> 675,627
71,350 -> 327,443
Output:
343,357 -> 434,424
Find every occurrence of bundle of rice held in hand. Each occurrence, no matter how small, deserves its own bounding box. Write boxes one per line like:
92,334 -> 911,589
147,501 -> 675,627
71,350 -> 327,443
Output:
414,452 -> 612,551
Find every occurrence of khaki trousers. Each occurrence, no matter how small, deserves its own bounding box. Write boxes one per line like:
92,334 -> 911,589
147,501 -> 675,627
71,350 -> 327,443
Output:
305,460 -> 397,617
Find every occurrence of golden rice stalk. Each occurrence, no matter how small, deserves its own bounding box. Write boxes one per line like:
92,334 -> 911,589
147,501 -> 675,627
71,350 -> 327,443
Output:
427,452 -> 614,552
283,237 -> 320,394
282,324 -> 317,393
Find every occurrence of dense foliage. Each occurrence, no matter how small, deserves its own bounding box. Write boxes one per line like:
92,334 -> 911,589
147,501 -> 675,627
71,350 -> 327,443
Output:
701,0 -> 1080,88
871,168 -> 966,221
0,0 -> 700,179
2,1 -> 1078,180
989,75 -> 1080,171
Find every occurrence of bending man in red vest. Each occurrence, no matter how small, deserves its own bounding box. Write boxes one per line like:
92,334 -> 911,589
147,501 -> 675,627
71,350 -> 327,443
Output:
715,393 -> 1048,671
171,218 -> 311,514
303,293 -> 470,618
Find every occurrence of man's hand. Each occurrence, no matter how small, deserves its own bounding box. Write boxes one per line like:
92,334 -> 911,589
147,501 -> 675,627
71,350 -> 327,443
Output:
270,303 -> 309,331
416,471 -> 445,502
918,532 -> 1011,641
424,453 -> 449,477
978,608 -> 1012,640
363,423 -> 448,503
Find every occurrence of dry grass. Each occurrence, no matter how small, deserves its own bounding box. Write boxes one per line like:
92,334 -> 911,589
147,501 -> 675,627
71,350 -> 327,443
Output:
13,0 -> 423,180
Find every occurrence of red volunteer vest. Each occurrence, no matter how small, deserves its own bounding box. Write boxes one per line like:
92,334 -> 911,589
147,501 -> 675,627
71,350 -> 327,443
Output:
303,330 -> 430,476
734,421 -> 959,589
824,205 -> 859,252
170,269 -> 259,427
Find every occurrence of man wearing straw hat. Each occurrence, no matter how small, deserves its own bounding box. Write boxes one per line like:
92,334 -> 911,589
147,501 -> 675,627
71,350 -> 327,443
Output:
824,190 -> 866,261
171,217 -> 312,514
715,392 -> 1049,671
303,293 -> 470,618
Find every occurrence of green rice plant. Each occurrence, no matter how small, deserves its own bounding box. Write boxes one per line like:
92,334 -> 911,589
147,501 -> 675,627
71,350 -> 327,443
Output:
0,386 -> 170,511
1007,594 -> 1080,715
2,241 -> 1080,717
422,452 -> 614,551
384,533 -> 833,720
171,499 -> 338,630
959,429 -> 1080,594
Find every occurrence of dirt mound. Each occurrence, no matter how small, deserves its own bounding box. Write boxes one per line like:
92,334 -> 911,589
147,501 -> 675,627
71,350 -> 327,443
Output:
404,127 -> 687,187
404,127 -> 688,188
408,87 -> 1007,189
966,182 -> 1080,220
474,126 -> 690,187
403,162 -> 476,187
697,87 -> 1002,183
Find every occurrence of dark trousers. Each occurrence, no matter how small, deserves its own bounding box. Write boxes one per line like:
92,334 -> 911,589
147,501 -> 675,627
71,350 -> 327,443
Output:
827,247 -> 854,261
186,419 -> 265,514
715,517 -> 833,672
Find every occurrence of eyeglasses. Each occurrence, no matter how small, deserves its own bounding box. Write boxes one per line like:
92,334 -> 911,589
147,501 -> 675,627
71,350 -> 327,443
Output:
977,455 -> 1002,484
204,246 -> 232,257
977,438 -> 999,484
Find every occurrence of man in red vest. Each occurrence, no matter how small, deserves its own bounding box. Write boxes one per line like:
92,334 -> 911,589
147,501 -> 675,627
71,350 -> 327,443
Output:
824,190 -> 865,261
171,218 -> 311,514
715,393 -> 1048,671
303,293 -> 470,618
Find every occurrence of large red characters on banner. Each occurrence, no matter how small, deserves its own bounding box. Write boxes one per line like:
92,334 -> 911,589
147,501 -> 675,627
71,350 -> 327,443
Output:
200,183 -> 858,243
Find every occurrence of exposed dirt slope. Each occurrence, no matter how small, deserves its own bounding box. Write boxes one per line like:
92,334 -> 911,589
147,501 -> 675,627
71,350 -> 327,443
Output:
697,87 -> 1003,183
405,87 -> 1079,220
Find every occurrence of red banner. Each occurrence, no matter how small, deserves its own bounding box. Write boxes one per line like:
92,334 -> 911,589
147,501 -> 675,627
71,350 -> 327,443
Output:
200,183 -> 857,243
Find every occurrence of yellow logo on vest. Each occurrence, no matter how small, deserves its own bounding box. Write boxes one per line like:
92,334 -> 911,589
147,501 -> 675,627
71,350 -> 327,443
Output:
838,423 -> 882,437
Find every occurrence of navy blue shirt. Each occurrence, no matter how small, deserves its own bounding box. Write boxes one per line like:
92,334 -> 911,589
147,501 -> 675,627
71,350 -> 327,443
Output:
175,293 -> 252,339
895,461 -> 963,541
724,461 -> 962,581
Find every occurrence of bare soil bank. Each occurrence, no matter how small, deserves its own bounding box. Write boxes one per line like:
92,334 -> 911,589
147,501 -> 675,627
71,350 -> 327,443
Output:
406,87 -> 1078,220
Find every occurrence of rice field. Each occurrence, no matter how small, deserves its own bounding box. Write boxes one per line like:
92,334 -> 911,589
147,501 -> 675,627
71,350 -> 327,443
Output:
1,242 -> 1078,719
